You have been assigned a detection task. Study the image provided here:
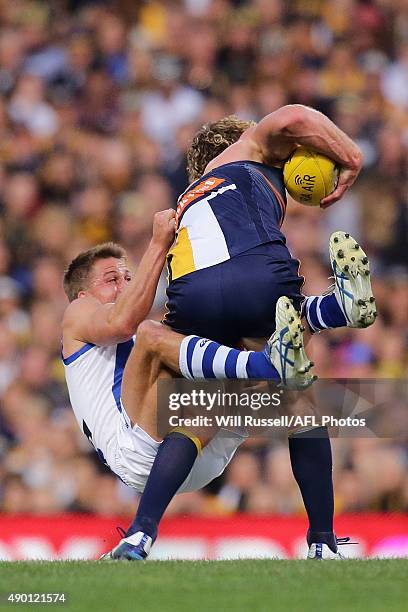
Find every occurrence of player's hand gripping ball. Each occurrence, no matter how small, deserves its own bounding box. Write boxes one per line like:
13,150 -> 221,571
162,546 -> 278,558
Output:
284,146 -> 339,206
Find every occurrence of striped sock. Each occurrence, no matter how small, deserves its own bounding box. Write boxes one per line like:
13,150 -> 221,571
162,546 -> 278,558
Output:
304,293 -> 347,333
179,336 -> 280,381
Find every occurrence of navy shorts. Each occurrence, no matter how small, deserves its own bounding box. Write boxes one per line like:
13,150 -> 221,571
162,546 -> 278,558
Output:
164,242 -> 304,346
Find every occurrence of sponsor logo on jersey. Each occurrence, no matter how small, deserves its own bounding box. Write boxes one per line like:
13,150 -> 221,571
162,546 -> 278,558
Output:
176,177 -> 225,223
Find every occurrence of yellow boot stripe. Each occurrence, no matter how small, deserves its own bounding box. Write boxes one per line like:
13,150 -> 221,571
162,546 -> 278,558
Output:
169,427 -> 202,453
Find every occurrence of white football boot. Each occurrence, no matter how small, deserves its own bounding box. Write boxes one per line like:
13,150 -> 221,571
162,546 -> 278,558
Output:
99,530 -> 152,561
307,537 -> 355,560
268,296 -> 316,390
329,231 -> 377,328
307,543 -> 344,560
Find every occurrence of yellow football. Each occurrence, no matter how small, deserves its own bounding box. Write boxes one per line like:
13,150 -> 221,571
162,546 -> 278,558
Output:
283,146 -> 338,206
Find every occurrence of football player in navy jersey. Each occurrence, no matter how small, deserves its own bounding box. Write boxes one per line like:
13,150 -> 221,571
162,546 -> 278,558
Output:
100,105 -> 375,561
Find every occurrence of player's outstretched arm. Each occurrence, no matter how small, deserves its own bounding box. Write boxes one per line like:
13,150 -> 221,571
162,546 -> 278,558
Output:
63,209 -> 176,346
247,104 -> 363,207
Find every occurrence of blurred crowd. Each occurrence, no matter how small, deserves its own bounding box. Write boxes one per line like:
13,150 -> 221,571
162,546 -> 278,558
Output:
0,0 -> 407,517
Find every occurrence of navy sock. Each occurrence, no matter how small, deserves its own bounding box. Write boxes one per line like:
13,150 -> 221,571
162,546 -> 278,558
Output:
246,349 -> 280,379
304,294 -> 347,332
126,432 -> 199,541
288,427 -> 334,541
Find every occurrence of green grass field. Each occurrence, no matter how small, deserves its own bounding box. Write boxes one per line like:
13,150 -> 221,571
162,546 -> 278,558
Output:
0,560 -> 407,612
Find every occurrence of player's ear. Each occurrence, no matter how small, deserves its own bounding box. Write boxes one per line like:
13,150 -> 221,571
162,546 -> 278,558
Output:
77,290 -> 86,298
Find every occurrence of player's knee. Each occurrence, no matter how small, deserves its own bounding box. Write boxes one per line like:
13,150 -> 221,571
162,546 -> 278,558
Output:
284,393 -> 317,419
137,319 -> 164,353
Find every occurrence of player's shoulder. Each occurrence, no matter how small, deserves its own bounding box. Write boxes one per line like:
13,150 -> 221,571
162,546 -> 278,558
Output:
204,134 -> 263,176
62,295 -> 101,329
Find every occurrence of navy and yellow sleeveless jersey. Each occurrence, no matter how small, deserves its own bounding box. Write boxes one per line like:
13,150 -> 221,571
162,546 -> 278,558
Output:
167,160 -> 287,280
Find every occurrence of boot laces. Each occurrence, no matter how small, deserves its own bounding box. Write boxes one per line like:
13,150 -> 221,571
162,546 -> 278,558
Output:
337,536 -> 358,546
116,526 -> 127,539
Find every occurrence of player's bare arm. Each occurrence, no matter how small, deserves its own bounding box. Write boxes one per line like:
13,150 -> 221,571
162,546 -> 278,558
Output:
62,209 -> 175,349
205,104 -> 363,208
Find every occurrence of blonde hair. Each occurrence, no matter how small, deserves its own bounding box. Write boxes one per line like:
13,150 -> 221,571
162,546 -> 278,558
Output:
186,115 -> 256,182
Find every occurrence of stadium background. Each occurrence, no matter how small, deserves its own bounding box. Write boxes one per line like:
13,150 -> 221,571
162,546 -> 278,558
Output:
0,0 -> 407,559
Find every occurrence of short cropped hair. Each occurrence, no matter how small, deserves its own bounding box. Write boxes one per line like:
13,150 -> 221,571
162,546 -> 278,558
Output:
63,242 -> 126,302
186,115 -> 256,182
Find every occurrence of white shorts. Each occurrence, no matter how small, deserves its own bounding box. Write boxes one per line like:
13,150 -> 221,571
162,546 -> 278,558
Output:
110,410 -> 247,494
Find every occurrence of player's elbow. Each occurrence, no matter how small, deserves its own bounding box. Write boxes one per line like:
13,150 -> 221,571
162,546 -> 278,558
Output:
279,104 -> 318,136
109,304 -> 146,339
111,317 -> 137,341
